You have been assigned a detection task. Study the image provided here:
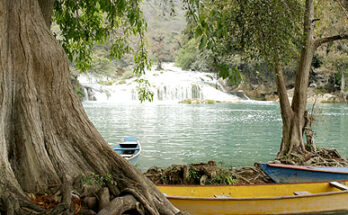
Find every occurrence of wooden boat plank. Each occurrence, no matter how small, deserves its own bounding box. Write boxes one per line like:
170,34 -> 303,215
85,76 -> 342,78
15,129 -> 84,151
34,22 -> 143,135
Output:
293,191 -> 311,195
330,181 -> 348,190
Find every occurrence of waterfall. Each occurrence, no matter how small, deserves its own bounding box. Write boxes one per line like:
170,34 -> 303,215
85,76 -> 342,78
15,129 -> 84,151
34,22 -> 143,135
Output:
82,87 -> 89,101
78,63 -> 245,103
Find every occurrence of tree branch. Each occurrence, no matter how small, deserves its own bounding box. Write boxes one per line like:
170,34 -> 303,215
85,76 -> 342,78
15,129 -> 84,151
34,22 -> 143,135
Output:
274,62 -> 293,124
314,34 -> 348,48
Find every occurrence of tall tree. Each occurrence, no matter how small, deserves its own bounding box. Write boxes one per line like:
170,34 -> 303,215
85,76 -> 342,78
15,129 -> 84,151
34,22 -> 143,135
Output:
0,0 -> 180,214
184,0 -> 348,161
151,32 -> 166,70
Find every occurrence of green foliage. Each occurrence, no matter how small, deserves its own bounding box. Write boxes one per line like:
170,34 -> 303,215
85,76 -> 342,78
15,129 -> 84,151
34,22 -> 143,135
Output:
206,171 -> 238,185
52,0 -> 153,100
321,100 -> 340,104
81,172 -> 117,187
175,37 -> 217,73
73,86 -> 85,99
122,70 -> 135,80
218,63 -> 244,86
183,0 -> 304,78
188,168 -> 200,180
175,38 -> 199,70
52,0 -> 149,71
312,54 -> 323,69
206,99 -> 216,104
135,78 -> 154,102
316,88 -> 328,94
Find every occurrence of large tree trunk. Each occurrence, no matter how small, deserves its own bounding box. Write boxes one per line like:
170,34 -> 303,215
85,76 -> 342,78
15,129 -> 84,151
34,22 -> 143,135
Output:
0,0 -> 180,214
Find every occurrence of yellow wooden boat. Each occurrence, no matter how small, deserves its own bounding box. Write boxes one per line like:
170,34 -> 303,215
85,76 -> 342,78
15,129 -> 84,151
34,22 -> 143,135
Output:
158,181 -> 348,215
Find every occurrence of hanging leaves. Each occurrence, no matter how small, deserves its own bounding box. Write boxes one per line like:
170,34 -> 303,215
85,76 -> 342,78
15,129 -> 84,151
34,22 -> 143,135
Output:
53,0 -> 150,73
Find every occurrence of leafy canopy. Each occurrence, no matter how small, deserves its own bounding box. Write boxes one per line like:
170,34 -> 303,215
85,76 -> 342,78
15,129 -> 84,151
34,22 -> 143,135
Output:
183,0 -> 304,70
53,0 -> 152,101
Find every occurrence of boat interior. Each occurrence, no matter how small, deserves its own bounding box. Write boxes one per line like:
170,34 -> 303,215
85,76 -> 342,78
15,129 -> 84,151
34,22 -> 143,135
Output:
157,181 -> 348,198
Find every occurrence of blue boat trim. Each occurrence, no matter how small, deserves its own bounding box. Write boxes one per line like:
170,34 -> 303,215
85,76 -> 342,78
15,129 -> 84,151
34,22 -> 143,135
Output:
260,163 -> 348,183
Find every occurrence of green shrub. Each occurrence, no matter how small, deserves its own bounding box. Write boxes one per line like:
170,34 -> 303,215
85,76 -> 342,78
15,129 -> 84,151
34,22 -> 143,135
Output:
175,39 -> 198,70
206,172 -> 238,185
316,88 -> 328,94
206,99 -> 216,104
321,100 -> 339,104
121,70 -> 134,80
73,86 -> 84,99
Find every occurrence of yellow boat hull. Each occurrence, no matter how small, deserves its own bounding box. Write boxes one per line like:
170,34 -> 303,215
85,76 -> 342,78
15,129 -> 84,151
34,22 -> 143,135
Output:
158,181 -> 348,214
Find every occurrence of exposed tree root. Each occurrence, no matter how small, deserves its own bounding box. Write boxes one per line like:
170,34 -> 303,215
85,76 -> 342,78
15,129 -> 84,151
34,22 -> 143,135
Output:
145,151 -> 348,187
98,195 -> 142,215
145,161 -> 273,185
274,147 -> 348,167
0,171 -> 182,215
121,188 -> 160,215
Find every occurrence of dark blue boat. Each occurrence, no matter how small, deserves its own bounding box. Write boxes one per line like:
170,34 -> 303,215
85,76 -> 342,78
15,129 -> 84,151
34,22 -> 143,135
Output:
110,137 -> 141,165
260,163 -> 348,183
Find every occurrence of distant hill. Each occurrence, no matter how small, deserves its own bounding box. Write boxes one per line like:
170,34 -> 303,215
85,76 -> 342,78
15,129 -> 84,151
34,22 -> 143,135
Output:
70,0 -> 187,79
142,0 -> 187,62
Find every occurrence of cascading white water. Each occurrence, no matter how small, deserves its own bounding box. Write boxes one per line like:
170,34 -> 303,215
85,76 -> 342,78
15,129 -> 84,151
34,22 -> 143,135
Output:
82,88 -> 89,101
78,63 -> 242,103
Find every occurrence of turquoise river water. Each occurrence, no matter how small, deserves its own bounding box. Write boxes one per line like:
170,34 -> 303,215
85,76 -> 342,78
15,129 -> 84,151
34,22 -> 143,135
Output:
83,102 -> 348,171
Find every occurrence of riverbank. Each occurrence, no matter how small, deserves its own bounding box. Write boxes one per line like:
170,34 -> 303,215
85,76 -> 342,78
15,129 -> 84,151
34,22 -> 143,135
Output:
241,85 -> 347,104
144,148 -> 348,185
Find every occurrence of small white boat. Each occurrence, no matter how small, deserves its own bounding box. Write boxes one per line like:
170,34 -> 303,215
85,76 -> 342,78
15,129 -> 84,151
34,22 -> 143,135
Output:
110,137 -> 141,165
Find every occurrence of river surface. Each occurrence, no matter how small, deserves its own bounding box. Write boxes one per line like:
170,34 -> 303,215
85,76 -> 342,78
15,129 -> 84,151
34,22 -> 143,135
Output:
83,102 -> 348,171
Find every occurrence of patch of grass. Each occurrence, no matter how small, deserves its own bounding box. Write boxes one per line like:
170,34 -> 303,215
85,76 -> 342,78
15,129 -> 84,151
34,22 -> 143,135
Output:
321,100 -> 340,104
206,99 -> 216,104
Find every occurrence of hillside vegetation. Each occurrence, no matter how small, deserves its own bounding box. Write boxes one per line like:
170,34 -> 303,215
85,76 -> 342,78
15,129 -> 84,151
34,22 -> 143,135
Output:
72,0 -> 347,102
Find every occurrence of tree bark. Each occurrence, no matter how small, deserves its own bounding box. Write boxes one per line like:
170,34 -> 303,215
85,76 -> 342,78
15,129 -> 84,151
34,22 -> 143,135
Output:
0,0 -> 180,214
276,0 -> 315,160
276,0 -> 348,160
38,0 -> 54,28
341,66 -> 346,102
274,63 -> 293,156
